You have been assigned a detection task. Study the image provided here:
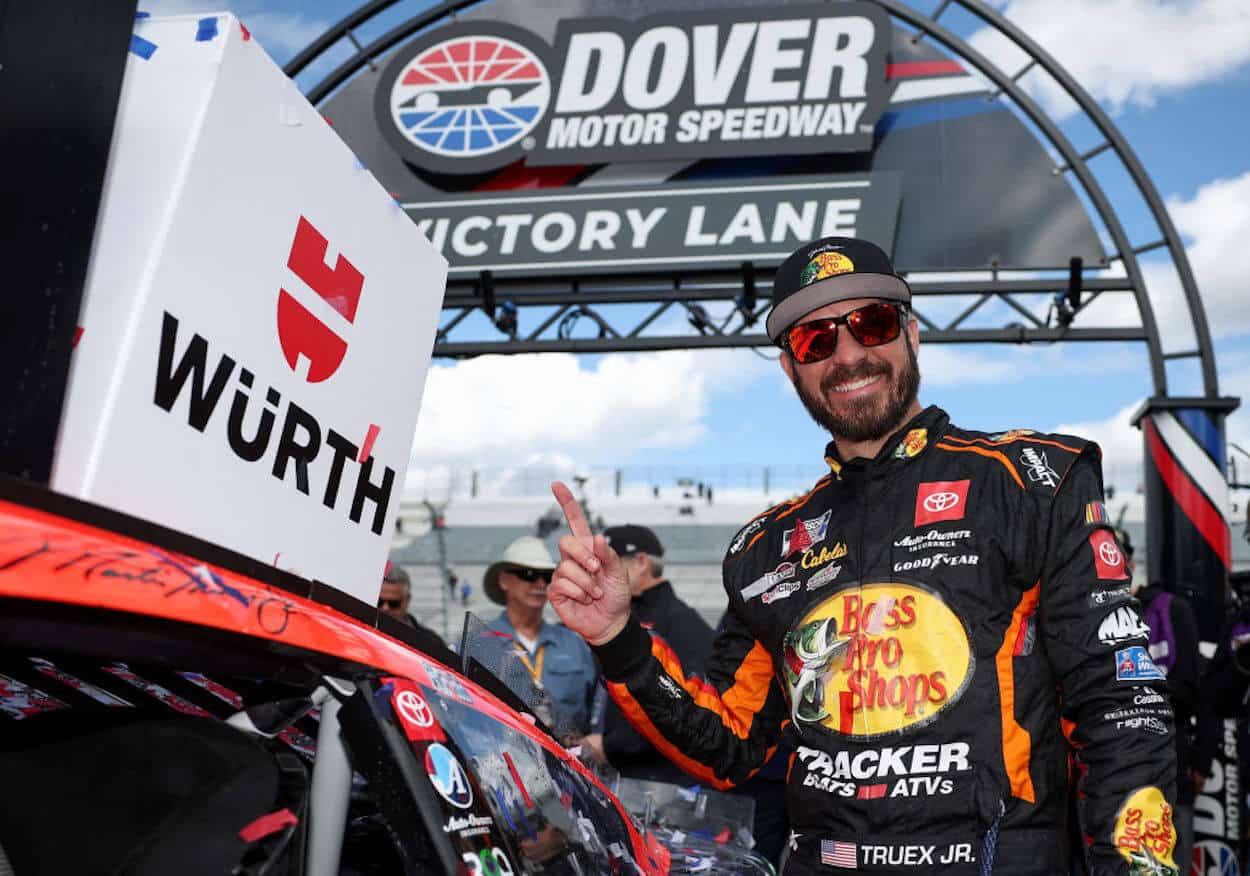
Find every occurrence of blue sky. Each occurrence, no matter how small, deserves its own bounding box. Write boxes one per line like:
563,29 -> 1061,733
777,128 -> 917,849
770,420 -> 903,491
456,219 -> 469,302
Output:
148,0 -> 1250,498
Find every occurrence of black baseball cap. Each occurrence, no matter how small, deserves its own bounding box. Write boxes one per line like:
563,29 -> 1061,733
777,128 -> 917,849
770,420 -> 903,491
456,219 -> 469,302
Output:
603,524 -> 664,558
766,237 -> 911,342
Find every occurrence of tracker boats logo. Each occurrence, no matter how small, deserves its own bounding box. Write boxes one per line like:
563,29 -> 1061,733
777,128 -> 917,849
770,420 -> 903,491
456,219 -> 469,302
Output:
375,4 -> 890,174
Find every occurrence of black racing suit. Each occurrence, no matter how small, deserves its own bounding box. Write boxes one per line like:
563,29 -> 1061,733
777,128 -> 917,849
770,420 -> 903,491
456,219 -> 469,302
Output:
592,406 -> 1177,875
603,580 -> 715,782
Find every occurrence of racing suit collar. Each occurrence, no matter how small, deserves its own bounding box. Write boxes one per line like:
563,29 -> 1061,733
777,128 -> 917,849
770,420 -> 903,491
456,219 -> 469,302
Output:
823,405 -> 949,478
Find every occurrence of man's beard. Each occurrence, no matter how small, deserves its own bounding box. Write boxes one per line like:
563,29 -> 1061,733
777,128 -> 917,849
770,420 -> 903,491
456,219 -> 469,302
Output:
791,336 -> 921,443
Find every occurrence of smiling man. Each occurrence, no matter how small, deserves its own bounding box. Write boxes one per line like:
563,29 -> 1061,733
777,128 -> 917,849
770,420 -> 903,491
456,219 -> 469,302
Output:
546,237 -> 1179,875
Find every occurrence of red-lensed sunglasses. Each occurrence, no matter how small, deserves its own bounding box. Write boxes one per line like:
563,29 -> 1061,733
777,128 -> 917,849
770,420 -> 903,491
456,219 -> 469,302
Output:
783,301 -> 907,365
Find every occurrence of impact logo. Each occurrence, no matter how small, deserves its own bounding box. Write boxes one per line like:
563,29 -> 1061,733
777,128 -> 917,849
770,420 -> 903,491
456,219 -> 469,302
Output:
382,24 -> 550,167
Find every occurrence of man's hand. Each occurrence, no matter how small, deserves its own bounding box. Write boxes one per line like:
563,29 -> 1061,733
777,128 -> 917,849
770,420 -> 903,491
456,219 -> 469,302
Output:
547,481 -> 632,645
575,732 -> 607,766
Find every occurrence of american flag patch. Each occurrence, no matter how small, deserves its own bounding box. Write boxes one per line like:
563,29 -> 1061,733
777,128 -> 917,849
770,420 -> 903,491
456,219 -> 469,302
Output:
821,840 -> 857,868
1084,501 -> 1110,525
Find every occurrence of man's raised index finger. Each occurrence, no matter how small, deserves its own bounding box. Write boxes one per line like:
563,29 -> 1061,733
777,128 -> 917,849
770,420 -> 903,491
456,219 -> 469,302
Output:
551,481 -> 592,539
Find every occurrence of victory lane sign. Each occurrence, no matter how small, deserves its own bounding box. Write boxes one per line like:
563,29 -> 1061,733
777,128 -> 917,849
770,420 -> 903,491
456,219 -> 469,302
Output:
405,173 -> 902,278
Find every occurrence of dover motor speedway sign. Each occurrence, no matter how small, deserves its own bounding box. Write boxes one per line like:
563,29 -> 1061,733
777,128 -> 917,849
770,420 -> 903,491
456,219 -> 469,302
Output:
407,173 -> 902,277
52,15 -> 448,605
375,3 -> 891,174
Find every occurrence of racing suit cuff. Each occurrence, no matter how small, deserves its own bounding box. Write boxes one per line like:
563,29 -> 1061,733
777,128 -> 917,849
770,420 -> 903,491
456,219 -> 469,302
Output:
590,615 -> 652,683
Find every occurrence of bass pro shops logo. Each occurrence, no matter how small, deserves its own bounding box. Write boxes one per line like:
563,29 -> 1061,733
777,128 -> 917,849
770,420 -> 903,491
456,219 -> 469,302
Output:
1113,786 -> 1176,875
375,4 -> 890,174
782,583 -> 973,739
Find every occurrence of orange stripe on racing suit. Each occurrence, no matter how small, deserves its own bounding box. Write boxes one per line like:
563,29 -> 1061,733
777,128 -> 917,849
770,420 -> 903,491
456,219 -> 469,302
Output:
941,433 -> 1084,456
996,583 -> 1040,803
730,474 -> 830,557
649,632 -> 771,742
607,680 -> 730,787
935,441 -> 1026,490
605,624 -> 780,789
774,475 -> 833,521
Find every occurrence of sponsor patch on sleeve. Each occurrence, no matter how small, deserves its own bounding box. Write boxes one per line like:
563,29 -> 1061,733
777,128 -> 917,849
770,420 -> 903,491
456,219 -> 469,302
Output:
1113,786 -> 1177,874
1084,501 -> 1111,525
1115,646 -> 1165,682
1090,529 -> 1130,580
729,517 -> 766,556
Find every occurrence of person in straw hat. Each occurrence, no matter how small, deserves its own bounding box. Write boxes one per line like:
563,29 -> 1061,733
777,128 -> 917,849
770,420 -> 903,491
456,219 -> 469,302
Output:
485,536 -> 605,759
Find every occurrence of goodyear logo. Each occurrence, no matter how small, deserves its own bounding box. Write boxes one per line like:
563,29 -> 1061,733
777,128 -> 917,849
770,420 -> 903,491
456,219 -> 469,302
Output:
783,582 -> 973,739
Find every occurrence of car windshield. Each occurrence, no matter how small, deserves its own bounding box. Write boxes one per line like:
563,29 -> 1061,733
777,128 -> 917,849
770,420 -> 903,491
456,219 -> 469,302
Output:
457,611 -> 580,743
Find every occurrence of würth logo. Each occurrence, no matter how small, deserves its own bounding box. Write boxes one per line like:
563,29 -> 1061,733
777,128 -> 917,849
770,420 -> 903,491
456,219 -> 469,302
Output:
152,307 -> 395,536
277,216 -> 364,383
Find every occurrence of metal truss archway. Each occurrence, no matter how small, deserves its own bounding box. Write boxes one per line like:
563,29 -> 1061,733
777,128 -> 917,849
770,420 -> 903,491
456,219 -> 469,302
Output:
285,0 -> 1222,400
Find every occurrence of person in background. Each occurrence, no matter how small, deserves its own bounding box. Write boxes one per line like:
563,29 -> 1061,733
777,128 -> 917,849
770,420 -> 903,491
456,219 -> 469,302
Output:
485,536 -> 605,759
378,562 -> 438,638
1118,527 -> 1204,871
600,524 -> 715,783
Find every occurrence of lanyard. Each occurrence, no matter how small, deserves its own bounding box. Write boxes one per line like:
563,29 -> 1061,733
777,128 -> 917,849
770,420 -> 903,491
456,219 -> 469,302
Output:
513,641 -> 545,687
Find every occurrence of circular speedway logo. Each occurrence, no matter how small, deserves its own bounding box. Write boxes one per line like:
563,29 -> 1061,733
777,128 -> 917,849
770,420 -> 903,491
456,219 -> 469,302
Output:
782,582 -> 973,740
377,23 -> 551,174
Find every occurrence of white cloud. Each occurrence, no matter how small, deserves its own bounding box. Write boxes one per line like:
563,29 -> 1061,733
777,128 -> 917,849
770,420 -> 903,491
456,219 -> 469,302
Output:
407,349 -> 771,467
1079,171 -> 1250,346
920,346 -> 1017,385
920,338 -> 1146,388
1054,401 -> 1145,491
969,0 -> 1250,119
